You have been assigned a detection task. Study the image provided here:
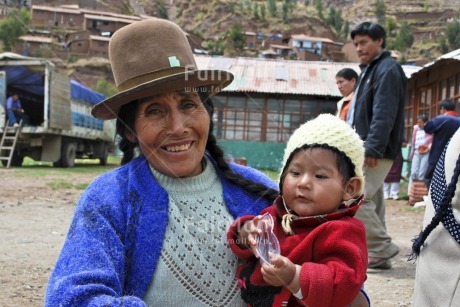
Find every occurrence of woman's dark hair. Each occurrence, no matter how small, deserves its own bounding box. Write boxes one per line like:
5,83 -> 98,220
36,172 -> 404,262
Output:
350,22 -> 387,49
115,89 -> 278,201
278,144 -> 355,195
335,68 -> 359,82
409,152 -> 460,260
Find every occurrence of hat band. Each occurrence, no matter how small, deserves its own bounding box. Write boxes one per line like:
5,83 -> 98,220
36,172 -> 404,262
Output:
117,66 -> 193,91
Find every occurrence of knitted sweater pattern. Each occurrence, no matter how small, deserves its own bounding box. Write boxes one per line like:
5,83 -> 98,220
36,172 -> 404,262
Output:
144,159 -> 244,306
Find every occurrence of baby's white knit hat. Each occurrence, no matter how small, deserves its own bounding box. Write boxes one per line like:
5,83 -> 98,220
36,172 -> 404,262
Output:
279,113 -> 365,194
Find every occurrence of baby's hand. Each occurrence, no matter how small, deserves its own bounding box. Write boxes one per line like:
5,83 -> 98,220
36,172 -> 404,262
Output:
261,254 -> 296,287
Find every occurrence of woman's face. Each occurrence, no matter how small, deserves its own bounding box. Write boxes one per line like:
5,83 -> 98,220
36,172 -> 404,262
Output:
335,76 -> 357,97
130,91 -> 210,177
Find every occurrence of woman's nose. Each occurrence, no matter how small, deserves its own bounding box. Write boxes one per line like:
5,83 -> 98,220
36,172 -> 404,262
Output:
166,109 -> 187,133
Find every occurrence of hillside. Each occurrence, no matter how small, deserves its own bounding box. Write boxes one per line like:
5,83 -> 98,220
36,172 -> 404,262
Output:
28,0 -> 460,88
31,0 -> 460,61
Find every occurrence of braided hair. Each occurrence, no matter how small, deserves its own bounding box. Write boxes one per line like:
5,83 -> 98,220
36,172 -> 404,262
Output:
409,152 -> 460,260
115,89 -> 278,201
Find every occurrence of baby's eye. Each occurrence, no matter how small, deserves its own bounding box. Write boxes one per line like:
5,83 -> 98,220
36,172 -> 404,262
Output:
315,174 -> 328,179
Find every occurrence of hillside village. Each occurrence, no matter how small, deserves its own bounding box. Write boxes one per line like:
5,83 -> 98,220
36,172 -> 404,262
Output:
5,1 -> 460,66
14,4 -> 355,63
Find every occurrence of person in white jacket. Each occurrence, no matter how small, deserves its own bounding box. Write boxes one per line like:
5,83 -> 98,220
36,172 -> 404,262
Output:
411,127 -> 460,306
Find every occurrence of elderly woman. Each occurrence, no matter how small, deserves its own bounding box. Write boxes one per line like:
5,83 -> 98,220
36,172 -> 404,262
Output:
45,18 -> 368,306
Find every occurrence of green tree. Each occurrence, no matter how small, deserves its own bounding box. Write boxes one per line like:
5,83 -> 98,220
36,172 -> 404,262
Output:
394,21 -> 414,52
315,0 -> 323,20
386,17 -> 397,36
204,39 -> 227,55
439,37 -> 449,54
446,20 -> 460,50
326,7 -> 343,35
268,0 -> 277,17
0,8 -> 30,51
245,0 -> 252,13
158,1 -> 169,19
253,2 -> 259,19
374,0 -> 386,25
228,24 -> 246,50
342,21 -> 350,39
282,0 -> 289,23
95,79 -> 118,98
260,3 -> 266,20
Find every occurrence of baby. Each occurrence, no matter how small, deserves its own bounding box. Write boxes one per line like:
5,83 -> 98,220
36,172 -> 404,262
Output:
228,114 -> 368,306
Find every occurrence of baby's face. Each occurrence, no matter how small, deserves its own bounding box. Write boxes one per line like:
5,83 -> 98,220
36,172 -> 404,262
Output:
282,148 -> 348,217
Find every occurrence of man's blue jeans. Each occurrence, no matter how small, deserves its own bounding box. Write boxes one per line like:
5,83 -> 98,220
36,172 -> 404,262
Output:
7,109 -> 24,126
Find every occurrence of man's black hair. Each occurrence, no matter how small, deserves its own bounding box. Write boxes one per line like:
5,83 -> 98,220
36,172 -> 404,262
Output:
439,99 -> 455,111
350,22 -> 387,49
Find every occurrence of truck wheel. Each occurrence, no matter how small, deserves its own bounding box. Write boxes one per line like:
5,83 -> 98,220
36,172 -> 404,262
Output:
10,152 -> 24,167
2,151 -> 24,167
99,145 -> 109,166
60,143 -> 76,168
99,156 -> 107,166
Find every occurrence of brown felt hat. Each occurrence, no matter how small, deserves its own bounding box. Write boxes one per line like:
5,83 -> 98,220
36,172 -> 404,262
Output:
91,18 -> 234,120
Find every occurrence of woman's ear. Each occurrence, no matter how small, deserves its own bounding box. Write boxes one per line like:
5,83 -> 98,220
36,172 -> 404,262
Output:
126,130 -> 137,143
344,177 -> 363,200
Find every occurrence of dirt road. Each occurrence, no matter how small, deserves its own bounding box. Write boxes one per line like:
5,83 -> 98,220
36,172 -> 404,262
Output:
0,167 -> 424,306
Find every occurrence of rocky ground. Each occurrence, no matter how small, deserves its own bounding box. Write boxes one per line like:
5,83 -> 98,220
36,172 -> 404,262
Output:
0,166 -> 425,306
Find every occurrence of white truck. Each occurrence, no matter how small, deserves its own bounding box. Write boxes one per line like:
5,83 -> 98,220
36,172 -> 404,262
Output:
0,52 -> 115,167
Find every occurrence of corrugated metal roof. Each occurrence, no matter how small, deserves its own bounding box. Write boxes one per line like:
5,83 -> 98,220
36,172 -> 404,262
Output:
32,4 -> 79,14
290,34 -> 334,44
195,55 -> 358,97
195,55 -> 421,97
84,14 -> 139,23
19,35 -> 53,43
400,64 -> 422,79
410,48 -> 460,78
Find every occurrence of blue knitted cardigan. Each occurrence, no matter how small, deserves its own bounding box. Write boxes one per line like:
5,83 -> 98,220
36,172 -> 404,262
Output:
45,155 -> 276,306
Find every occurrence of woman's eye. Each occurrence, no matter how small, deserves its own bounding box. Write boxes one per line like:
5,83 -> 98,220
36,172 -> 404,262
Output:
181,100 -> 197,110
146,106 -> 162,115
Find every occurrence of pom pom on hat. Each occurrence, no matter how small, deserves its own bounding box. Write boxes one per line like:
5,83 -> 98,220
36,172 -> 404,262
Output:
279,113 -> 365,194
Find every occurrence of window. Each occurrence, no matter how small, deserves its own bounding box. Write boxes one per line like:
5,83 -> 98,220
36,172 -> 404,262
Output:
440,79 -> 447,100
215,95 -> 325,143
456,73 -> 460,96
449,76 -> 455,98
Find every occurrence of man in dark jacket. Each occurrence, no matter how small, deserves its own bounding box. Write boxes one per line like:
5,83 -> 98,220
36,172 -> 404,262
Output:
424,99 -> 460,187
347,22 -> 407,269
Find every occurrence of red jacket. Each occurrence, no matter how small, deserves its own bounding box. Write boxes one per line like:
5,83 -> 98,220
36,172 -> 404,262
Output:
228,196 -> 367,307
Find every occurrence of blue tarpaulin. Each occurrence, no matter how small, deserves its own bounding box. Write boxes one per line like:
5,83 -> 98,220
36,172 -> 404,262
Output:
1,65 -> 105,105
1,65 -> 44,96
71,79 -> 105,105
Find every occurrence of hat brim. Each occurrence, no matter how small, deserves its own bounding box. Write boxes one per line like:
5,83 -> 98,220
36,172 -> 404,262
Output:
91,69 -> 234,120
